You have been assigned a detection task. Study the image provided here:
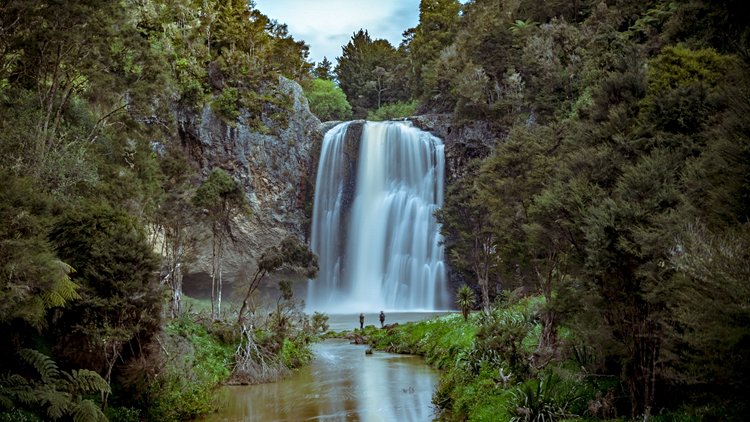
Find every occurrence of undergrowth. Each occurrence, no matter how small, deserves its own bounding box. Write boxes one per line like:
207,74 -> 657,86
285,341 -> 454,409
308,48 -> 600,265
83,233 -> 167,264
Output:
146,316 -> 235,421
366,296 -> 630,421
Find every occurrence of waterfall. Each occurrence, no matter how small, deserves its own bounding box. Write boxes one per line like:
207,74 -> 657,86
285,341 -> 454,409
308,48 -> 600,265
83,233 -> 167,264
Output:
308,121 -> 449,312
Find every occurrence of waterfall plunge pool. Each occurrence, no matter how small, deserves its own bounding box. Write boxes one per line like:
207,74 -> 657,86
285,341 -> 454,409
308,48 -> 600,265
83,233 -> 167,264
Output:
201,339 -> 439,421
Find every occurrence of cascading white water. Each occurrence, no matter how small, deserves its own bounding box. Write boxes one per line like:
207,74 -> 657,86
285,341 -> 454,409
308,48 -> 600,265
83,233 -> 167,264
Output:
307,121 -> 449,312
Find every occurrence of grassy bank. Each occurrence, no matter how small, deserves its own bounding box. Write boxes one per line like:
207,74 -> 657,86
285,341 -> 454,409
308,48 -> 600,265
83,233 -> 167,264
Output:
104,294 -> 322,421
358,297 -> 605,421
358,297 -> 739,421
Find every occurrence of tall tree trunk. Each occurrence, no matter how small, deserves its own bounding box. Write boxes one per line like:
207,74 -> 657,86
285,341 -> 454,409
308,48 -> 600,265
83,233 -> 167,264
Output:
477,274 -> 490,314
210,226 -> 218,320
217,233 -> 223,319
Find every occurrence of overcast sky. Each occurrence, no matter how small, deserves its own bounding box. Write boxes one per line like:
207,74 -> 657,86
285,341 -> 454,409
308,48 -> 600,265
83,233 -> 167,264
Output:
254,0 -> 422,65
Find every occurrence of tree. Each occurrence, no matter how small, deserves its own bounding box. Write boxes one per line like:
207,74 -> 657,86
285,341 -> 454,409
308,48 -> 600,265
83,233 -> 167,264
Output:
407,0 -> 462,98
335,30 -> 408,117
48,204 -> 161,403
437,162 -> 498,314
456,285 -> 476,321
155,147 -> 199,318
237,236 -> 317,327
0,174 -> 80,333
666,222 -> 750,400
303,78 -> 352,121
193,168 -> 248,320
313,57 -> 335,80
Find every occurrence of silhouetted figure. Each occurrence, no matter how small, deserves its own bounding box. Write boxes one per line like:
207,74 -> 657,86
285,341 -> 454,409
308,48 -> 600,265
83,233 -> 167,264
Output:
359,313 -> 365,330
379,310 -> 385,328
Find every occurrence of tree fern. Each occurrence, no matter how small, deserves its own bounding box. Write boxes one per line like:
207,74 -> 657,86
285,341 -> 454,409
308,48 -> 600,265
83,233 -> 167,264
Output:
72,399 -> 106,422
40,261 -> 80,309
18,349 -> 59,385
66,370 -> 111,395
2,349 -> 110,420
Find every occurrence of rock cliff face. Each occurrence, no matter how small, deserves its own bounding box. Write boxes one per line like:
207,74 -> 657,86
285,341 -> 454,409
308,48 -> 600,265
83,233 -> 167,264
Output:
178,76 -> 325,293
176,91 -> 503,298
408,114 -> 505,181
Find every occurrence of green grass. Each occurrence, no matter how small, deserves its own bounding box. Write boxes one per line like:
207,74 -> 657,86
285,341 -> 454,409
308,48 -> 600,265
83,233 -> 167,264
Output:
147,316 -> 236,421
369,312 -> 476,369
366,296 -> 604,421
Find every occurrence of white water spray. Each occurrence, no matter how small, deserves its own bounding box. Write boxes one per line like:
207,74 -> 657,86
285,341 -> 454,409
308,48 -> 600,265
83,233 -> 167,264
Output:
308,121 -> 448,312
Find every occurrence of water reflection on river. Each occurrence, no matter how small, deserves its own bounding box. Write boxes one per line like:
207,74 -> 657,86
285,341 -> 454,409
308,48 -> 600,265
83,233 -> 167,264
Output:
202,339 -> 439,421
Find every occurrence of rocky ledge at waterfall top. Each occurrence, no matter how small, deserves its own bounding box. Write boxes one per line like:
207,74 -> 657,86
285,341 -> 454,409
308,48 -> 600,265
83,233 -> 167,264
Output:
177,76 -> 325,287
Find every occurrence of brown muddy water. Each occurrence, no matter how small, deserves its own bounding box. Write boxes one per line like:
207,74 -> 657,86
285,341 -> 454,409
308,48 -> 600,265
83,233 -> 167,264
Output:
201,338 -> 440,421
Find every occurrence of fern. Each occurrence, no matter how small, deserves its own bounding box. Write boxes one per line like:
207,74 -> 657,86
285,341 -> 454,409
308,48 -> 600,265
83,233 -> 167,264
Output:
72,399 -> 106,422
68,370 -> 111,395
40,261 -> 80,309
18,349 -> 59,385
4,349 -> 111,420
44,391 -> 69,420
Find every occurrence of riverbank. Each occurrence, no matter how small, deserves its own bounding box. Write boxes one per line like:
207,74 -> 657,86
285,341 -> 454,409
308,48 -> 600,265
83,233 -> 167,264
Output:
342,296 -> 732,421
201,339 -> 438,421
347,297 -> 607,421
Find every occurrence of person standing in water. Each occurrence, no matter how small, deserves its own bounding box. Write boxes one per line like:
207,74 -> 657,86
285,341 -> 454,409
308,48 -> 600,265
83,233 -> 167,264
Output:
359,312 -> 365,330
379,311 -> 385,328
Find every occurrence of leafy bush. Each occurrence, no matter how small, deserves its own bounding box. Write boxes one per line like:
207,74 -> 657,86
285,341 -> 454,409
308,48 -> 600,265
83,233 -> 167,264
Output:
0,410 -> 42,422
311,311 -> 330,334
303,78 -> 352,121
105,406 -> 141,422
475,303 -> 536,376
213,87 -> 240,122
146,317 -> 235,421
279,338 -> 313,369
506,372 -> 583,422
367,100 -> 418,121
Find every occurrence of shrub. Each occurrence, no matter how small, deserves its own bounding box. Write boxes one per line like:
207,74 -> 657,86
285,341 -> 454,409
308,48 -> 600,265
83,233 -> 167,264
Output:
303,78 -> 352,121
311,312 -> 330,334
367,100 -> 418,121
506,372 -> 584,422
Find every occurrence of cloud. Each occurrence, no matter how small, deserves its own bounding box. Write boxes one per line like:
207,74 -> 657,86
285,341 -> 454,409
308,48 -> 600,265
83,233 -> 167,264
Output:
254,0 -> 420,64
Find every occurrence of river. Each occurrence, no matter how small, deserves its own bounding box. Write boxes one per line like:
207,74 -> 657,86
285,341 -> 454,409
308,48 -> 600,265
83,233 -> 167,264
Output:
201,338 -> 439,421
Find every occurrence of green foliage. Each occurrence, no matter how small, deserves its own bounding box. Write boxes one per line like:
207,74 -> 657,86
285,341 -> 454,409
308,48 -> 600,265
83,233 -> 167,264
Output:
311,312 -> 330,334
213,87 -> 241,122
0,175 -> 80,330
48,204 -> 162,369
366,100 -> 418,121
474,306 -> 535,377
408,0 -> 462,98
303,78 -> 352,121
148,317 -> 235,421
507,372 -> 583,422
193,168 -> 247,218
279,337 -> 313,369
335,30 -> 410,117
0,349 -> 109,421
0,409 -> 42,422
455,285 -> 476,321
312,57 -> 335,80
104,406 -> 141,422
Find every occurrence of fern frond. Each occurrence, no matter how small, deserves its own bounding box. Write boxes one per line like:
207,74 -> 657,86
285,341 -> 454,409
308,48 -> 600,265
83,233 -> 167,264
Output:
41,261 -> 80,309
0,373 -> 28,388
44,390 -> 71,420
72,399 -> 106,422
0,394 -> 13,409
18,349 -> 59,384
68,370 -> 111,395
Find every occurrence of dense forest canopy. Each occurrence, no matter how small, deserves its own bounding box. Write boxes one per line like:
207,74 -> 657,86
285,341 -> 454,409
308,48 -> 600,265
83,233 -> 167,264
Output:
1,0 -> 749,420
